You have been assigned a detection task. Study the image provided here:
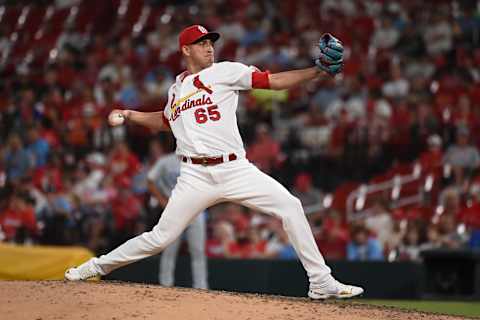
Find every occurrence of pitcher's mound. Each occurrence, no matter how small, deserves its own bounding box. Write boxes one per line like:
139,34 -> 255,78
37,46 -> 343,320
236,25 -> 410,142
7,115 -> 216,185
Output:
0,281 -> 465,320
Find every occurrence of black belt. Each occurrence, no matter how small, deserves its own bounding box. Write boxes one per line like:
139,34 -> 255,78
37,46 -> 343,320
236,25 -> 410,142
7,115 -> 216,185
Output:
181,153 -> 237,166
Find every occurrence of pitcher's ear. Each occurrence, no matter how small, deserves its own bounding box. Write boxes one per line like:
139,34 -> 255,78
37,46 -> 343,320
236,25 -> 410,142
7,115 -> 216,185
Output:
181,45 -> 190,56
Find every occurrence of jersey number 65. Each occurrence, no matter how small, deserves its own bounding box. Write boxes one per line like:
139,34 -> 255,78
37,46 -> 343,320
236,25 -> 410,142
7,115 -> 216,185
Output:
195,105 -> 221,124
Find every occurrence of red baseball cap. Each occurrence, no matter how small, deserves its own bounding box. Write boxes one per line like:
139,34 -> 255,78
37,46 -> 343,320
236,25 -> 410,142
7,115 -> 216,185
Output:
178,25 -> 220,49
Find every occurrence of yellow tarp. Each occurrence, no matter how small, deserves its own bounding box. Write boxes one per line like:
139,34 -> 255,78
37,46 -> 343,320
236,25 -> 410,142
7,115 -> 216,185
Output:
0,243 -> 94,280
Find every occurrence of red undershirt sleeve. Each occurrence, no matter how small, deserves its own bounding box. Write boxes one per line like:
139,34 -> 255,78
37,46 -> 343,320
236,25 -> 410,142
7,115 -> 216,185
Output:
252,71 -> 271,89
162,113 -> 170,129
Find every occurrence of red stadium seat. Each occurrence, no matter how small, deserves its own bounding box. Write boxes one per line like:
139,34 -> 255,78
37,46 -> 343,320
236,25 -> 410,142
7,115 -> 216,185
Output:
74,1 -> 97,32
1,6 -> 22,35
143,6 -> 166,32
332,182 -> 360,215
49,7 -> 70,30
22,6 -> 46,34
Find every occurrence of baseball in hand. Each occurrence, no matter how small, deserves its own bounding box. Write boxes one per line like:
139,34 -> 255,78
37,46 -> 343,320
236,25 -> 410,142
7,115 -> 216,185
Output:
108,111 -> 125,126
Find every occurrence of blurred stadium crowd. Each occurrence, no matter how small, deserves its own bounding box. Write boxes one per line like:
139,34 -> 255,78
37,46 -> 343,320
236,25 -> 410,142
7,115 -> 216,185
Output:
1,0 -> 480,262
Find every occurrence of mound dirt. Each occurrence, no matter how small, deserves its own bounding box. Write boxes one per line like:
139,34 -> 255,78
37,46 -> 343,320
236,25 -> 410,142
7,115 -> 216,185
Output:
0,281 -> 471,320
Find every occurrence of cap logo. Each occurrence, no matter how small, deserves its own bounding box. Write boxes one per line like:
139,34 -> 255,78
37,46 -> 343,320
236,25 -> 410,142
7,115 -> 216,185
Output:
197,25 -> 208,34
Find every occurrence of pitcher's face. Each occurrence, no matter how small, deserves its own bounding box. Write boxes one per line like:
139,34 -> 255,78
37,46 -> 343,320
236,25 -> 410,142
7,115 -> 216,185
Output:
184,39 -> 215,69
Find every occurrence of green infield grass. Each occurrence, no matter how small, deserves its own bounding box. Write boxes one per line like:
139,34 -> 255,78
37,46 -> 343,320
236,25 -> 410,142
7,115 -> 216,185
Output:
357,299 -> 480,318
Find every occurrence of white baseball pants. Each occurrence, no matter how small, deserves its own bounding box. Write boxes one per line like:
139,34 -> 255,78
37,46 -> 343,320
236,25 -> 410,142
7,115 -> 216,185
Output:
159,211 -> 208,289
94,158 -> 333,287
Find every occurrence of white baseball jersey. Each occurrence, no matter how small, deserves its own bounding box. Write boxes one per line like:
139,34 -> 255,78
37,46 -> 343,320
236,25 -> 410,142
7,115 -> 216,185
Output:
162,61 -> 269,158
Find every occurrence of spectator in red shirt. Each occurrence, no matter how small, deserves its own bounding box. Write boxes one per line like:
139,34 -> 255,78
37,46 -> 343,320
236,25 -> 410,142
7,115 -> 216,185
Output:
247,124 -> 283,174
457,181 -> 480,230
32,152 -> 64,193
457,201 -> 480,231
328,109 -> 352,158
0,192 -> 37,243
226,225 -> 267,259
109,141 -> 141,184
314,211 -> 349,260
419,134 -> 443,173
109,177 -> 144,248
206,220 -> 236,258
291,172 -> 323,214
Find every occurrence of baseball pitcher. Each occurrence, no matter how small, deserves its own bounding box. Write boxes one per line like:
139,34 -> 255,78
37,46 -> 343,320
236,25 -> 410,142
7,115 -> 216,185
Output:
66,25 -> 363,299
